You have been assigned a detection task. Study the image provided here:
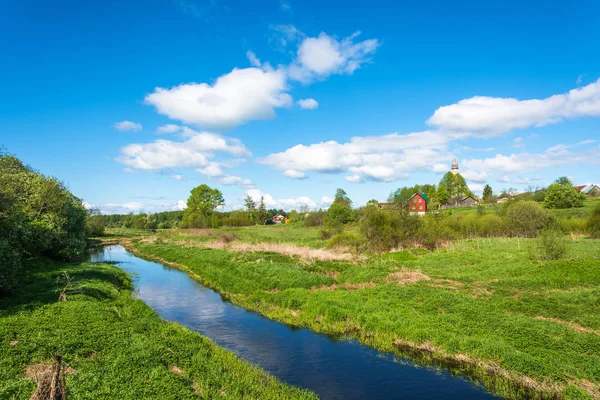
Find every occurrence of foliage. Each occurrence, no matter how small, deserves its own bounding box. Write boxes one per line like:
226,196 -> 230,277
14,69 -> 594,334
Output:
506,201 -> 550,237
544,183 -> 585,209
554,176 -> 573,186
0,152 -> 86,292
325,231 -> 363,250
439,172 -> 472,205
532,189 -> 546,203
534,229 -> 568,261
182,185 -> 225,228
333,188 -> 352,207
244,195 -> 257,223
304,210 -> 325,227
257,197 -> 268,225
85,209 -> 105,237
587,204 -> 600,238
436,183 -> 449,206
482,184 -> 493,203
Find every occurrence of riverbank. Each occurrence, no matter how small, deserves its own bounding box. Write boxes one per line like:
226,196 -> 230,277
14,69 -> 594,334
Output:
125,232 -> 600,399
0,258 -> 316,399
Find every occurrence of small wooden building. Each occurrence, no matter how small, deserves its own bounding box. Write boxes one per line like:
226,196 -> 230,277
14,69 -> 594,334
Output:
408,193 -> 428,215
455,195 -> 479,208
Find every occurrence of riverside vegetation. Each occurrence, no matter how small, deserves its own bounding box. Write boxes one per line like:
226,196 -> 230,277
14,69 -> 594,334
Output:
0,152 -> 315,399
108,181 -> 600,399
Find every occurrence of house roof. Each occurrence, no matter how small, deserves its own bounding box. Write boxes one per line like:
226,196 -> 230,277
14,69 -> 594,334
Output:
408,192 -> 429,203
575,185 -> 586,192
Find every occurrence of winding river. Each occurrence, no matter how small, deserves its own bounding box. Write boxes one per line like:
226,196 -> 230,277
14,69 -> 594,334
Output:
89,245 -> 496,399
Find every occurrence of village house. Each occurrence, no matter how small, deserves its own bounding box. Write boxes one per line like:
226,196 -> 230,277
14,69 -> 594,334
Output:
575,184 -> 600,197
272,214 -> 287,224
408,192 -> 428,215
454,195 -> 479,208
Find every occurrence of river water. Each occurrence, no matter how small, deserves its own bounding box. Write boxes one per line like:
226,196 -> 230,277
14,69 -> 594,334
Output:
89,245 -> 496,399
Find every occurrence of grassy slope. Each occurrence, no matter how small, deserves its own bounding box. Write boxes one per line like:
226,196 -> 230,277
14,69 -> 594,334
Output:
443,198 -> 600,219
0,259 -> 316,400
130,235 -> 600,399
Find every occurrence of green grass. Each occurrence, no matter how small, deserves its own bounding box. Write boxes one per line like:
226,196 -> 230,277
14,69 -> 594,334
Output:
0,259 -> 316,399
130,235 -> 600,399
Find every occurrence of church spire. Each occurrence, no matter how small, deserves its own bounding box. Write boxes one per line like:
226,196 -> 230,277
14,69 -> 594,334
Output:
451,157 -> 459,175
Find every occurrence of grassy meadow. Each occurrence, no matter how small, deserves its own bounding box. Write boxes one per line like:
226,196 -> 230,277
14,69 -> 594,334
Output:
0,258 -> 316,399
121,226 -> 600,399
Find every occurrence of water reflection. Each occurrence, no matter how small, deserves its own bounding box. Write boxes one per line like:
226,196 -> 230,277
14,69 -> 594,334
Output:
90,245 -> 496,400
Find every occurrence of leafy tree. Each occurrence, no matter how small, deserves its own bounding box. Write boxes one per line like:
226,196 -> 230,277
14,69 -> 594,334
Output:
439,172 -> 472,205
366,199 -> 380,207
587,204 -> 600,238
506,201 -> 550,237
437,184 -> 449,206
482,184 -> 493,203
333,188 -> 352,207
543,183 -> 585,209
85,208 -> 105,237
182,184 -> 224,228
257,197 -> 268,224
554,176 -> 573,186
244,195 -> 257,223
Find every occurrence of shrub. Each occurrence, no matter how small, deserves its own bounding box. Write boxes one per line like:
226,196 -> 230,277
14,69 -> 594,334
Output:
506,201 -> 550,237
543,183 -> 585,209
558,218 -> 588,234
0,239 -> 20,294
305,211 -> 325,227
358,206 -> 423,252
587,204 -> 600,238
325,231 -> 362,250
418,214 -> 457,249
535,229 -> 567,261
319,229 -> 334,240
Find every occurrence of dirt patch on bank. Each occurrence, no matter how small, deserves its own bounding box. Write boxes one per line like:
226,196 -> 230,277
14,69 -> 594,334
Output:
387,269 -> 431,285
535,316 -> 600,336
25,357 -> 77,400
206,240 -> 356,261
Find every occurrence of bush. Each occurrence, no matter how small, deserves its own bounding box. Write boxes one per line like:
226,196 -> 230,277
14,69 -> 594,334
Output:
543,183 -> 585,209
535,229 -> 567,261
587,204 -> 600,238
0,239 -> 20,294
319,229 -> 334,240
506,201 -> 550,237
418,214 -> 457,249
325,231 -> 362,250
305,211 -> 325,227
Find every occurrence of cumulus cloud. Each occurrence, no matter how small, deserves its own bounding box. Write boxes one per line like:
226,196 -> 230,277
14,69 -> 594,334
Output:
171,174 -> 183,181
156,124 -> 181,134
427,79 -> 600,135
145,67 -> 292,129
462,143 -> 600,177
246,50 -> 262,67
114,120 -> 142,132
246,189 -> 329,211
282,169 -> 306,179
219,175 -> 253,186
259,131 -> 451,182
297,98 -> 319,109
288,32 -> 380,82
117,130 -> 250,171
85,200 -> 187,215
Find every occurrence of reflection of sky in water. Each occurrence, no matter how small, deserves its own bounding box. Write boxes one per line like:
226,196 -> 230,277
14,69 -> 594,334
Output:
91,245 -> 496,400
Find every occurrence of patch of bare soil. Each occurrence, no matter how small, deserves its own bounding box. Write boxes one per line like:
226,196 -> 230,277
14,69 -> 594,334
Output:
535,316 -> 600,336
206,240 -> 356,261
387,269 -> 431,285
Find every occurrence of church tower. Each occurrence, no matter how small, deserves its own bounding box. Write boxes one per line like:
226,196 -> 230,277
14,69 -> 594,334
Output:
451,158 -> 459,175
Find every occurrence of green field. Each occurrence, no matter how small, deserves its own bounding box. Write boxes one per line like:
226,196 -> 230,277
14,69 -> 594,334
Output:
126,230 -> 600,399
0,258 -> 316,399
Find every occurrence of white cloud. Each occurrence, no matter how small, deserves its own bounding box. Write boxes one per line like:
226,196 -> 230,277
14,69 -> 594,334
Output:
461,170 -> 488,182
246,188 -> 322,211
282,169 -> 306,179
259,131 -> 450,182
467,183 -> 485,194
219,175 -> 253,186
288,32 -> 380,82
246,51 -> 262,67
427,79 -> 600,136
269,24 -> 302,51
462,144 -> 600,177
513,137 -> 524,148
196,163 -> 225,177
145,67 -> 292,129
156,124 -> 181,134
171,174 -> 183,181
117,130 -> 250,171
345,174 -> 363,183
114,120 -> 142,132
86,200 -> 187,215
297,98 -> 319,110
279,0 -> 292,13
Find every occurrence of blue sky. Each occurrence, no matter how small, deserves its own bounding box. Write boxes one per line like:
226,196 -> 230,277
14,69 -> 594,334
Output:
2,0 -> 599,213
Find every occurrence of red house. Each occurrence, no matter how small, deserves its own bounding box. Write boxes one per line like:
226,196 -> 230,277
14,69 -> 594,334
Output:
408,193 -> 428,215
